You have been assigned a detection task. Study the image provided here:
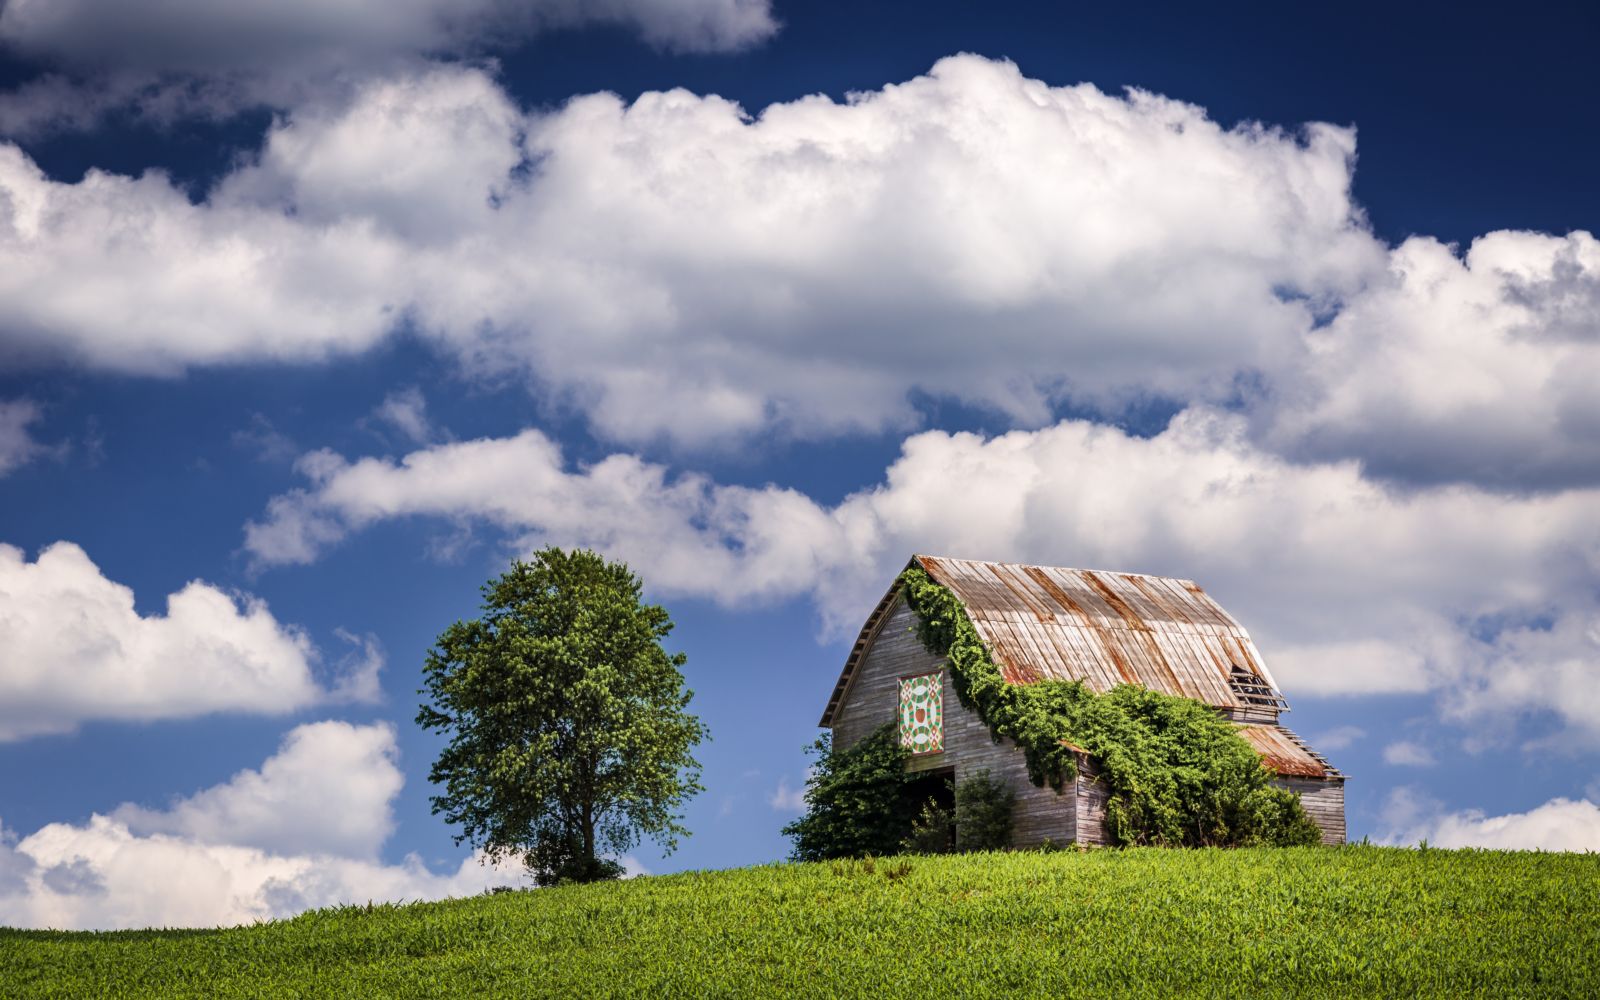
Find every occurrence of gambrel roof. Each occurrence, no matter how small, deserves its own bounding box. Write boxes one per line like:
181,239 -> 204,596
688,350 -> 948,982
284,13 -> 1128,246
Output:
821,554 -> 1289,727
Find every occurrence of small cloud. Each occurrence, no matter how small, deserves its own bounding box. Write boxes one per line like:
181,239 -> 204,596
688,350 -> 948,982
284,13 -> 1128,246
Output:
1379,785 -> 1440,832
423,523 -> 479,565
329,628 -> 385,704
1312,725 -> 1366,752
1383,740 -> 1437,767
370,387 -> 445,446
617,855 -> 650,878
767,777 -> 807,813
231,413 -> 297,464
77,416 -> 106,468
0,399 -> 46,476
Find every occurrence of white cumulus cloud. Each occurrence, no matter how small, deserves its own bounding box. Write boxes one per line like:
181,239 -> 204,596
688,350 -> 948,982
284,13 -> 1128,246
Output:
0,541 -> 380,741
0,0 -> 777,132
1381,786 -> 1600,852
3,57 -> 1594,488
110,721 -> 403,859
1259,230 -> 1600,488
0,57 -> 1384,447
243,407 -> 1600,742
0,721 -> 527,930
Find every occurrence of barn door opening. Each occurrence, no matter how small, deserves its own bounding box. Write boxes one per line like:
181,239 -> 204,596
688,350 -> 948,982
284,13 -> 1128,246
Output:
901,767 -> 955,853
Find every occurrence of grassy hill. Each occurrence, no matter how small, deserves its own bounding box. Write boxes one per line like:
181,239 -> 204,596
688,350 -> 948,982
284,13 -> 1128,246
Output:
4,845 -> 1598,998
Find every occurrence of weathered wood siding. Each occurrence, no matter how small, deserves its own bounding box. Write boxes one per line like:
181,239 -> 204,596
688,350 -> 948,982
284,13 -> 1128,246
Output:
830,595 -> 1077,848
1072,757 -> 1111,846
1275,776 -> 1346,845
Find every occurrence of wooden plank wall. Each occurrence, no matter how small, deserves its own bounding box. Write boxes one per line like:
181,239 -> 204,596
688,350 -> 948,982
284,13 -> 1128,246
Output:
1073,757 -> 1111,847
830,596 -> 1077,848
1275,776 -> 1347,845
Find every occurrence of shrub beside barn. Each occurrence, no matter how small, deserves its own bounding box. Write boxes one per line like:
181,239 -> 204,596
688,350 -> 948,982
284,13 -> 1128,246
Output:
819,555 -> 1346,847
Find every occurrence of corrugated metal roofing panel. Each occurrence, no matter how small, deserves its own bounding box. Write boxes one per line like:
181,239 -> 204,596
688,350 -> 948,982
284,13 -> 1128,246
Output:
819,554 -> 1296,727
1236,724 -> 1336,778
915,554 -> 1284,712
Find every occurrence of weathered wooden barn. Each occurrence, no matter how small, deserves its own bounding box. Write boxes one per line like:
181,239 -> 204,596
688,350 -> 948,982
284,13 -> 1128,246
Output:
819,555 -> 1346,846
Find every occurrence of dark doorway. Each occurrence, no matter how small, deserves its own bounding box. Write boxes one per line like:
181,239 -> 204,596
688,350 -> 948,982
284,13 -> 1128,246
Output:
906,767 -> 955,813
901,767 -> 956,852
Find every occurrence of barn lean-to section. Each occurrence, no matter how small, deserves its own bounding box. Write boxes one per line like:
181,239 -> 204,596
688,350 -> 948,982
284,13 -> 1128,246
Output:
820,555 -> 1346,847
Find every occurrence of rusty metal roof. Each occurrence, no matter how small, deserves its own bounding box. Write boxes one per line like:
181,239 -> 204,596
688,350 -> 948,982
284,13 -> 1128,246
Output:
1236,724 -> 1342,779
819,554 -> 1288,727
918,554 -> 1285,708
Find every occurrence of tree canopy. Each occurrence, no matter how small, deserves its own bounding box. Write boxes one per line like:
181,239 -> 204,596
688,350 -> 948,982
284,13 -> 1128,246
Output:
417,547 -> 709,884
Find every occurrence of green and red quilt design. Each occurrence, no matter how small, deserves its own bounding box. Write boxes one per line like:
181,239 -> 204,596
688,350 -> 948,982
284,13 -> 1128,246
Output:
898,671 -> 943,754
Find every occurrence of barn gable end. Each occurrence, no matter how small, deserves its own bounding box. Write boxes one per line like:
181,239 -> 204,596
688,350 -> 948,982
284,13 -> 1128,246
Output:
822,555 -> 1347,847
828,593 -> 1087,847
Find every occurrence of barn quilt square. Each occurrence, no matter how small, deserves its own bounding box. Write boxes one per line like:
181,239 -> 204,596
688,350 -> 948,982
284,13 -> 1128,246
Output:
899,672 -> 943,754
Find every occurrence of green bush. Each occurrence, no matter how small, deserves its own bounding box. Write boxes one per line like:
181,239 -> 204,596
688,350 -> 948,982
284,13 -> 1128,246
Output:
782,725 -> 916,861
900,797 -> 955,854
899,567 -> 1320,848
954,769 -> 1015,851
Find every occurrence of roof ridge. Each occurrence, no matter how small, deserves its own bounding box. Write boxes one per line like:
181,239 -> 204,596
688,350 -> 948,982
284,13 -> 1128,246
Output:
913,553 -> 1202,588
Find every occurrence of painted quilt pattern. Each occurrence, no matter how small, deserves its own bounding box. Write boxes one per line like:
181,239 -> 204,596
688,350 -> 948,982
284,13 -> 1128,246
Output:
899,672 -> 943,754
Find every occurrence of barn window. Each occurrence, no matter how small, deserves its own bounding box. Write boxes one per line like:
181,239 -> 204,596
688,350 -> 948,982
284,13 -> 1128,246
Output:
899,672 -> 944,754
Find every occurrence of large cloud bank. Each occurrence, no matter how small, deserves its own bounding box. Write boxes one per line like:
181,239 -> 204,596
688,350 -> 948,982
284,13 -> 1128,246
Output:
2,57 -> 1594,489
0,722 -> 527,930
243,407 -> 1600,743
0,0 -> 777,131
0,541 -> 379,741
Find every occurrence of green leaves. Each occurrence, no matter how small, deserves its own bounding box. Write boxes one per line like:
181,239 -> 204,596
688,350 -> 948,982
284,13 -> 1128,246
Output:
417,548 -> 709,885
954,770 -> 1015,851
899,568 -> 1320,849
781,726 -> 916,862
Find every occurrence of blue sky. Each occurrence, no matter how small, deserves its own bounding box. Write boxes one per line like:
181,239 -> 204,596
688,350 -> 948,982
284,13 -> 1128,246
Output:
2,0 -> 1599,929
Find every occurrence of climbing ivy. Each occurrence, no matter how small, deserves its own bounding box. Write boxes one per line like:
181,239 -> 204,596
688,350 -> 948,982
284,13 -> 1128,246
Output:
898,567 -> 1321,848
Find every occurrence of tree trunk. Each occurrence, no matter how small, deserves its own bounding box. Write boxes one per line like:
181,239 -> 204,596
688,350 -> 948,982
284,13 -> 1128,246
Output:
582,805 -> 595,875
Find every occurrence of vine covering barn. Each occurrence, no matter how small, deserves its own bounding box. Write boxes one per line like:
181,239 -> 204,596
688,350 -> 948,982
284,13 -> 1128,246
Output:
819,555 -> 1346,847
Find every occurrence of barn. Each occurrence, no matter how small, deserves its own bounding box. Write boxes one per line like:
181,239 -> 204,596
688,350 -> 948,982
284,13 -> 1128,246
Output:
818,555 -> 1346,847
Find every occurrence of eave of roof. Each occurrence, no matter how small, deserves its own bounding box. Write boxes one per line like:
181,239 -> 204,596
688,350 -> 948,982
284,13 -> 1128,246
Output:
1236,724 -> 1344,779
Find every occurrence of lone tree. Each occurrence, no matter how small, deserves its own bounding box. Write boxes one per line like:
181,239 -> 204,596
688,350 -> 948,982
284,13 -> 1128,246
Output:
417,547 -> 709,885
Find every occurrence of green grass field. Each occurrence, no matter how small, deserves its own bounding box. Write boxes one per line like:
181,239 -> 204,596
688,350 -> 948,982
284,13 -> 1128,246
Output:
3,845 -> 1598,998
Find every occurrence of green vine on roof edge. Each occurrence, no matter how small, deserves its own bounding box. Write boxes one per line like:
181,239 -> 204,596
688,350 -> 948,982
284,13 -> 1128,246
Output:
896,567 -> 1322,848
